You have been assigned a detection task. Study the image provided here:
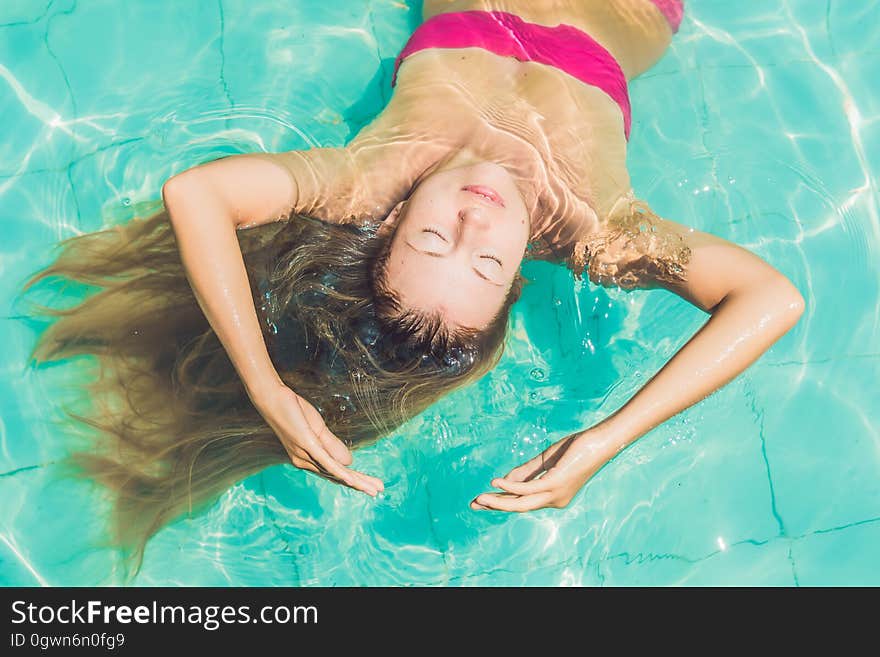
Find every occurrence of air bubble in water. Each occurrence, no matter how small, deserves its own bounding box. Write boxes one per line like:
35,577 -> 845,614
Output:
530,368 -> 545,381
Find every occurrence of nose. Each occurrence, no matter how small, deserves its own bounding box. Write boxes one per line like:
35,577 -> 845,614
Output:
458,204 -> 490,228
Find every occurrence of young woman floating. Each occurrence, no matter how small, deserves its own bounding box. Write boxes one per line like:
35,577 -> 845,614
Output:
25,0 -> 804,568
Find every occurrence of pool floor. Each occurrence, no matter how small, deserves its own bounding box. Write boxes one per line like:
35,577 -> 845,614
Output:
1,0 -> 879,586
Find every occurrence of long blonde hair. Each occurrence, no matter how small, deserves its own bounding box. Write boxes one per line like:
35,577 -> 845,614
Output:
23,202 -> 523,576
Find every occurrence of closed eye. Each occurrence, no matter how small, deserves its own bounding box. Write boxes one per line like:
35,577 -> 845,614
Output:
481,254 -> 503,267
423,228 -> 448,241
402,242 -> 504,286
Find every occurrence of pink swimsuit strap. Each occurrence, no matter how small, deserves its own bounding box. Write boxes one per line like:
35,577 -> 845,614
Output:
650,0 -> 684,33
391,10 -> 633,139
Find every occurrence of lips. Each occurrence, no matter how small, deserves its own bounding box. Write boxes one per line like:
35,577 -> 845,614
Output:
462,185 -> 505,208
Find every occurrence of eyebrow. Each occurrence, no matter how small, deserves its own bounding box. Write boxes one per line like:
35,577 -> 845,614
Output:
404,242 -> 503,286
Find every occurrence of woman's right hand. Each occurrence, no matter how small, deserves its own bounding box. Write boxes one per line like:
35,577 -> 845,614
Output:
255,383 -> 385,496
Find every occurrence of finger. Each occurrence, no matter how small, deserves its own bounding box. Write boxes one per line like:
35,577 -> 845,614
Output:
293,454 -> 382,493
503,453 -> 546,482
285,443 -> 312,465
289,439 -> 374,493
291,455 -> 343,484
472,492 -> 555,513
287,398 -> 383,495
504,436 -> 576,482
299,398 -> 353,466
292,454 -> 325,475
491,475 -> 556,496
316,424 -> 353,466
305,440 -> 384,496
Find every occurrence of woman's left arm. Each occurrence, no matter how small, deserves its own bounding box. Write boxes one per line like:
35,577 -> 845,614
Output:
472,214 -> 806,512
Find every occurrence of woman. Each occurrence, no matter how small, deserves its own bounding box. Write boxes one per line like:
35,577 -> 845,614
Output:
26,0 -> 804,570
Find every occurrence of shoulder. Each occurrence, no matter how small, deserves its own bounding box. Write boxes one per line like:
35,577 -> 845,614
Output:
568,193 -> 694,290
344,110 -> 449,220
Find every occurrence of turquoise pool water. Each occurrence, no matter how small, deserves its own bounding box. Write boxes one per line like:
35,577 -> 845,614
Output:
1,0 -> 878,586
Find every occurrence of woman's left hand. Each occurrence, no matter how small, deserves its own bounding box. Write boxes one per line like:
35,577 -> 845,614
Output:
470,427 -> 620,512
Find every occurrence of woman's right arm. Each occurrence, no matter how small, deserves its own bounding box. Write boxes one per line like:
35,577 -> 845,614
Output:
161,151 -> 384,495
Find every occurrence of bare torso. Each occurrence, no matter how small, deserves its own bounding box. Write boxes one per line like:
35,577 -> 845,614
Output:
348,0 -> 674,262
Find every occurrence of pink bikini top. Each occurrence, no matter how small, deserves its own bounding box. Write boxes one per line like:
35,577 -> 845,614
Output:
391,10 -> 634,139
652,0 -> 684,33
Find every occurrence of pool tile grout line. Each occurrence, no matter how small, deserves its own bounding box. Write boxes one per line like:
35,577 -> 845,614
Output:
253,473 -> 303,585
365,1 -> 390,106
423,481 -> 452,583
216,0 -> 234,109
743,377 -> 787,536
0,463 -> 43,478
0,137 -> 147,181
810,514 -> 880,535
43,0 -> 82,223
0,0 -> 55,29
785,542 -> 801,586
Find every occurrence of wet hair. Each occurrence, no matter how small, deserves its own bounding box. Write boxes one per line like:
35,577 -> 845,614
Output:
22,201 -> 524,577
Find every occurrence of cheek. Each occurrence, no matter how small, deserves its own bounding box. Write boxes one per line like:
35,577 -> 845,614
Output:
387,247 -> 444,283
388,249 -> 414,278
501,230 -> 529,261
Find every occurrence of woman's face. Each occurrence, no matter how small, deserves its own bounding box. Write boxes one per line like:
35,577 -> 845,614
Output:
380,161 -> 530,330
